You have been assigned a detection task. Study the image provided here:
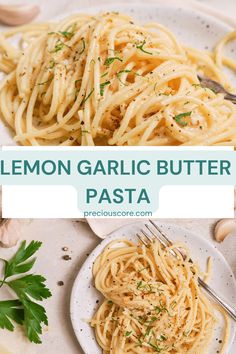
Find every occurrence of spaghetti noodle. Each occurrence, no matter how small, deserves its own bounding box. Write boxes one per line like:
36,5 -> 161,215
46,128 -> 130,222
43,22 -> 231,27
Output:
91,238 -> 229,353
0,12 -> 236,146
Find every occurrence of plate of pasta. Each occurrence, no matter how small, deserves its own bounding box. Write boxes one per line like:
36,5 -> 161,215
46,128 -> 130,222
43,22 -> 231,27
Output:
0,3 -> 236,146
70,221 -> 236,354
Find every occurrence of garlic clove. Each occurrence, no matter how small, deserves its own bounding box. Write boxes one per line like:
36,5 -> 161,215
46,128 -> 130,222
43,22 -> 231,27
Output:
0,219 -> 22,247
214,218 -> 236,243
0,4 -> 40,26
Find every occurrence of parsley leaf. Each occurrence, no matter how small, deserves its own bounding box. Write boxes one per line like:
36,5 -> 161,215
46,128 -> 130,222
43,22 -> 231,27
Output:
8,274 -> 51,302
104,56 -> 123,66
0,300 -> 24,331
0,240 -> 51,344
4,240 -> 42,279
174,111 -> 192,126
23,299 -> 48,344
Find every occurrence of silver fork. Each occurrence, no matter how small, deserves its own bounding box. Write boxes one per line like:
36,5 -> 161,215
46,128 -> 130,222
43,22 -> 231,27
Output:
198,75 -> 236,104
137,220 -> 236,321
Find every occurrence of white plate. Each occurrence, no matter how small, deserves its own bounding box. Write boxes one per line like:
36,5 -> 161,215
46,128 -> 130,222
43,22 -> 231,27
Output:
70,221 -> 236,354
1,2 -> 236,146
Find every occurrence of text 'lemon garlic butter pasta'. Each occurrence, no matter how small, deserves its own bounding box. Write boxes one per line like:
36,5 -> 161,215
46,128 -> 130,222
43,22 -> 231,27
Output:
0,12 -> 236,146
90,239 -> 230,354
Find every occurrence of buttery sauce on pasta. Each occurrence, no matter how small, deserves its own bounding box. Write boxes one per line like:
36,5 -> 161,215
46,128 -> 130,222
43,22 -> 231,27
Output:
0,12 -> 236,146
91,239 -> 230,353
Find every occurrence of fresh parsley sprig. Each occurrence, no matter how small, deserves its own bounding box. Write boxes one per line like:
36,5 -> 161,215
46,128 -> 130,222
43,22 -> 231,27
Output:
0,240 -> 52,344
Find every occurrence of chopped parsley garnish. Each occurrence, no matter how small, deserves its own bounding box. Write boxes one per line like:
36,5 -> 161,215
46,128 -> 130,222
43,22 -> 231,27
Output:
125,331 -> 132,337
50,40 -> 64,53
59,23 -> 77,40
78,38 -> 86,55
174,111 -> 192,126
59,30 -> 74,39
50,39 -> 71,53
101,72 -> 108,78
158,334 -> 167,341
104,56 -> 123,66
36,77 -> 53,86
107,300 -> 113,305
54,42 -> 64,52
136,281 -> 143,290
100,81 -> 111,96
116,69 -> 132,84
80,89 -> 94,105
147,341 -> 162,352
75,79 -> 82,88
145,326 -> 152,337
117,69 -> 132,76
48,59 -> 56,70
136,40 -> 153,55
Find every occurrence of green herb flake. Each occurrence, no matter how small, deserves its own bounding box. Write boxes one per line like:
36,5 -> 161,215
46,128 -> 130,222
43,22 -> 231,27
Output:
54,42 -> 64,53
36,77 -> 53,86
108,300 -> 113,305
158,334 -> 167,341
101,72 -> 108,78
78,38 -> 86,55
145,326 -> 152,337
125,331 -> 132,337
116,69 -> 132,84
80,89 -> 94,106
136,281 -> 143,290
136,40 -> 153,55
147,341 -> 162,352
75,79 -> 82,88
100,81 -> 111,96
104,56 -> 123,66
48,59 -> 56,70
174,111 -> 192,127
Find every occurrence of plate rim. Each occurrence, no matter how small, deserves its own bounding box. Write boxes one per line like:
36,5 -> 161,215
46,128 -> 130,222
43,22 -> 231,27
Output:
70,220 -> 236,354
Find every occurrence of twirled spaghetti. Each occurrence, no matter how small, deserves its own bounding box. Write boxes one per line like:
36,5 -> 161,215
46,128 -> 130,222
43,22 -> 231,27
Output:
91,238 -> 229,353
0,12 -> 236,146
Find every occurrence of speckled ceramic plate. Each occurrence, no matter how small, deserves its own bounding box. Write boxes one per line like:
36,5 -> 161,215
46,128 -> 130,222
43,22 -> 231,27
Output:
0,2 -> 236,146
70,221 -> 236,354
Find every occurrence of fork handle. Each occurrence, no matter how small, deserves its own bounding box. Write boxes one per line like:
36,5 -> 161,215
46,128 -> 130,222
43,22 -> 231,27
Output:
225,93 -> 236,105
198,277 -> 236,321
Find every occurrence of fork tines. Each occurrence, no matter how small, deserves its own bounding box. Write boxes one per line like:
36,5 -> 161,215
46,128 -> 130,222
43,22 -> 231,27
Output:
137,220 -> 178,259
